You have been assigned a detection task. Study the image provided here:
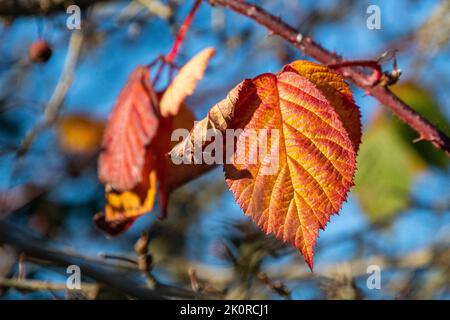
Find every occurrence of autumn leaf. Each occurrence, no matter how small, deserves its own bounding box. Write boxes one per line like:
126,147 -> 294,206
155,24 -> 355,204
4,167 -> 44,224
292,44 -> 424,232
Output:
284,60 -> 361,152
98,66 -> 159,192
95,103 -> 203,235
57,113 -> 104,155
170,60 -> 360,268
160,47 -> 216,117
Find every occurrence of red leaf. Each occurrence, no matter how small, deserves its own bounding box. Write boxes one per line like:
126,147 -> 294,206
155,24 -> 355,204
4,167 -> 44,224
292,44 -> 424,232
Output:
98,66 -> 159,192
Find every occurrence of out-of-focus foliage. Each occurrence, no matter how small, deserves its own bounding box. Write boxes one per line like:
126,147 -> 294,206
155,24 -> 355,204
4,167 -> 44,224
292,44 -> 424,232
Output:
57,114 -> 104,155
355,113 -> 426,222
391,82 -> 450,168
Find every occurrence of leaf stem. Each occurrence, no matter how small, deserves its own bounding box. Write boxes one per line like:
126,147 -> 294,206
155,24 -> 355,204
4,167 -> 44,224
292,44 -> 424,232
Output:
165,0 -> 202,64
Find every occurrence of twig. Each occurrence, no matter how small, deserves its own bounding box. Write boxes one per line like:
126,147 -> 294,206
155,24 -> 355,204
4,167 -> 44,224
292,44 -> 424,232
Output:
0,277 -> 99,299
258,272 -> 291,299
17,30 -> 84,158
0,221 -> 203,299
153,0 -> 201,86
207,0 -> 450,155
165,0 -> 202,64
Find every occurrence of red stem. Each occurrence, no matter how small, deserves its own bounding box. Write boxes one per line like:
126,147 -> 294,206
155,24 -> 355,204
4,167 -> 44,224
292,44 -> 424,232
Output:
327,60 -> 383,84
165,0 -> 202,64
207,0 -> 450,155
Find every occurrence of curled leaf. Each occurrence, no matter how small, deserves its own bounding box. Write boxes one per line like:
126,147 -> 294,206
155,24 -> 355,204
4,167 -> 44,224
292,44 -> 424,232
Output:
97,103 -> 204,235
96,150 -> 157,235
160,47 -> 216,117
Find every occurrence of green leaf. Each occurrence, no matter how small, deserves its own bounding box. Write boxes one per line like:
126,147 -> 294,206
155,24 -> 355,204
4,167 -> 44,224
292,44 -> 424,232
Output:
391,82 -> 450,168
354,114 -> 426,222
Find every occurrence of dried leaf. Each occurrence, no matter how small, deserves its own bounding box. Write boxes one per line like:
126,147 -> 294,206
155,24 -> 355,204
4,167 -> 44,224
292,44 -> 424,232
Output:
160,47 -> 216,117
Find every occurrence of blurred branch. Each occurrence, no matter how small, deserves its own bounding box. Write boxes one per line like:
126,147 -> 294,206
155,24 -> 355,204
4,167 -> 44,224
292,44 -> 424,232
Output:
268,244 -> 450,282
207,0 -> 450,156
0,0 -> 112,16
17,30 -> 84,158
0,220 -> 202,299
0,184 -> 45,219
0,277 -> 99,299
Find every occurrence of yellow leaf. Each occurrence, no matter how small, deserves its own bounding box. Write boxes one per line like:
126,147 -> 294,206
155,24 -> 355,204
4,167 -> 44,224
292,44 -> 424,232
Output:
57,114 -> 104,155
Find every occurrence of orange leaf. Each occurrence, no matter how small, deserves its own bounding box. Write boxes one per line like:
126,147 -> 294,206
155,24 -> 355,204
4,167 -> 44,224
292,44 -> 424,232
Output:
283,61 -> 361,152
152,103 -> 198,218
98,66 -> 158,192
168,60 -> 359,268
224,69 -> 358,269
95,149 -> 157,235
96,103 -> 201,235
105,152 -> 157,221
160,47 -> 216,117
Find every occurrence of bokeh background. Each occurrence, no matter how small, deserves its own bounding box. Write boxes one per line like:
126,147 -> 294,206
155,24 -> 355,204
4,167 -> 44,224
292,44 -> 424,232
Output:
0,0 -> 449,299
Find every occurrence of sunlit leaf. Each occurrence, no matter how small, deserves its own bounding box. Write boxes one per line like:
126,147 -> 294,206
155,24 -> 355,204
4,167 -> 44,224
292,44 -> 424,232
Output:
284,60 -> 361,152
167,60 -> 360,268
225,70 -> 358,269
160,47 -> 215,117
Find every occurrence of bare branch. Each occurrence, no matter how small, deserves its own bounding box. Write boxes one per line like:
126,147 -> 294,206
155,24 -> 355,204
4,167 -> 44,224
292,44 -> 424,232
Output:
17,30 -> 84,158
0,277 -> 100,299
0,221 -> 201,299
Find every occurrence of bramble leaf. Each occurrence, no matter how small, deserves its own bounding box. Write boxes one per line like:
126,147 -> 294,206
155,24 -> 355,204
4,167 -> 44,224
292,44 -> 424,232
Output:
170,60 -> 360,268
225,70 -> 358,269
98,66 -> 158,192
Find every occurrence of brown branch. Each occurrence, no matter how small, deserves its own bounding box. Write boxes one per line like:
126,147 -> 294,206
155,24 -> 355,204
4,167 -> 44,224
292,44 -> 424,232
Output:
0,220 -> 202,299
0,277 -> 100,299
207,0 -> 450,155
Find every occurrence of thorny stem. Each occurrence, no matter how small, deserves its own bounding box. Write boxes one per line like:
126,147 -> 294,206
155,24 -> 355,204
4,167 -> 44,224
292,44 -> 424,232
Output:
207,0 -> 450,156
